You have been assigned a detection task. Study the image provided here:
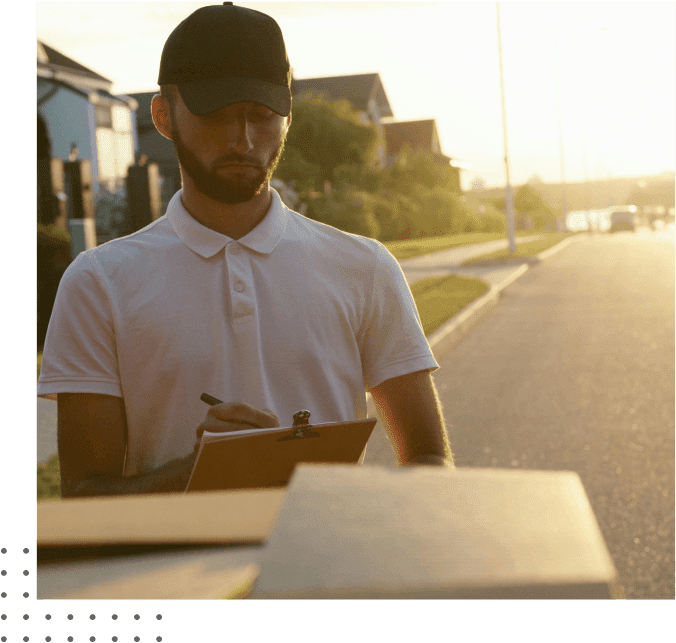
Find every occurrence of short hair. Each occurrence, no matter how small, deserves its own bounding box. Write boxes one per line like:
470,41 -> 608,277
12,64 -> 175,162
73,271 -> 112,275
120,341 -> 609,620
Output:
159,85 -> 179,128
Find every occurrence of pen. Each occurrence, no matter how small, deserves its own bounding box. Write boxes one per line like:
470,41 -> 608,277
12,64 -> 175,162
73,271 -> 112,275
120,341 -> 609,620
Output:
200,393 -> 223,406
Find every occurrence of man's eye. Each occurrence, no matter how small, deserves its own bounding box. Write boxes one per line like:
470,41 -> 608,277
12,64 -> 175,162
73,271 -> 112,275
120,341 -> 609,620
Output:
249,108 -> 273,121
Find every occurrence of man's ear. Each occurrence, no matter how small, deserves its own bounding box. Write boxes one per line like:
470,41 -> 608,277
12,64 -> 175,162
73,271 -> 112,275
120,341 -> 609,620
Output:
151,94 -> 173,141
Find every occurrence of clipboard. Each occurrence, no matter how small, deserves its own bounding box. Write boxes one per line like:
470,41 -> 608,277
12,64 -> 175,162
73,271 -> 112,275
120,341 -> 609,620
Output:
185,410 -> 377,493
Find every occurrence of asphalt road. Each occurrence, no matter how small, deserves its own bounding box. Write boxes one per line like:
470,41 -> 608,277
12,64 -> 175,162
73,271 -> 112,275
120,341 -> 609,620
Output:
433,227 -> 675,599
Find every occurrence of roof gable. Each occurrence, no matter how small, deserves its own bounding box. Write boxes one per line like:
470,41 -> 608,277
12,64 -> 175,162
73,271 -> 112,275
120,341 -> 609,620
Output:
291,73 -> 393,117
38,40 -> 112,85
383,119 -> 450,164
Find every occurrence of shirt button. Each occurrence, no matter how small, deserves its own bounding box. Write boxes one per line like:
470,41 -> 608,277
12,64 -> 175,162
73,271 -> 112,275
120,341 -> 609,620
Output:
229,244 -> 240,255
234,282 -> 244,292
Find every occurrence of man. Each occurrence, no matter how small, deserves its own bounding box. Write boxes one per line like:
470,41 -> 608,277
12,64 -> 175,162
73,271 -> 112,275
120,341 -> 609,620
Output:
37,3 -> 454,498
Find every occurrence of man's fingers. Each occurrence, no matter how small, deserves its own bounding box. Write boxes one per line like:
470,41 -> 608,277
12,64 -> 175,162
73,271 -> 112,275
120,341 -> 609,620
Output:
208,402 -> 280,428
194,403 -> 281,452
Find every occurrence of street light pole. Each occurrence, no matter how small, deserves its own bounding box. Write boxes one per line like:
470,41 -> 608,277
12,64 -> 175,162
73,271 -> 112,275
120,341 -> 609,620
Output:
555,41 -> 567,231
583,120 -> 591,231
496,2 -> 516,253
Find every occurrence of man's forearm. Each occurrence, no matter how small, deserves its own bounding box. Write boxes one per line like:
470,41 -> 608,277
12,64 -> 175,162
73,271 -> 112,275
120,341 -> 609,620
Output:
370,370 -> 455,467
62,454 -> 196,499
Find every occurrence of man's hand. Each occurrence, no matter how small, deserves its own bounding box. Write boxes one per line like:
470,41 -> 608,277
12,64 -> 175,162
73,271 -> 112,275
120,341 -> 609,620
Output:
194,402 -> 280,452
404,454 -> 454,467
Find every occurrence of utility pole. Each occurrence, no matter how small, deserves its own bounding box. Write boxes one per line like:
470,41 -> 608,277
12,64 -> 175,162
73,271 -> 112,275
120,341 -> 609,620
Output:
496,2 -> 516,254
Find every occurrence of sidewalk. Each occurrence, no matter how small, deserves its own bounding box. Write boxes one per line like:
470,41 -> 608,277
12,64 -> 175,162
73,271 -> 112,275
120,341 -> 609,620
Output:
399,233 -> 545,289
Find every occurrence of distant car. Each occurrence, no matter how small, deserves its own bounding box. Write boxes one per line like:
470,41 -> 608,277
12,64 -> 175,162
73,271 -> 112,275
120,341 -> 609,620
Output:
609,210 -> 637,232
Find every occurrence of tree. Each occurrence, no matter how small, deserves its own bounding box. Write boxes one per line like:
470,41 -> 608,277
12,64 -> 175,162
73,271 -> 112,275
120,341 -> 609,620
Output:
274,94 -> 503,240
514,184 -> 557,229
380,145 -> 457,195
274,95 -> 380,192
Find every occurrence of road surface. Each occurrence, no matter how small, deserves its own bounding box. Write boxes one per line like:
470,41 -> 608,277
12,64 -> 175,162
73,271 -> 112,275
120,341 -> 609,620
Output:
434,227 -> 675,599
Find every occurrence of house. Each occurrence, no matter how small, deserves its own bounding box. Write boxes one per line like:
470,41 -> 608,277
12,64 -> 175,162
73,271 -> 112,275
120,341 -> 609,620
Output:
383,119 -> 468,194
37,40 -> 138,241
291,72 -> 394,124
291,73 -> 394,165
127,91 -> 182,215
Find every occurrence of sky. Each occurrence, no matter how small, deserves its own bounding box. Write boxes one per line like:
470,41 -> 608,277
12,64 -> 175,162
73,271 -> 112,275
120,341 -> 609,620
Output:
35,1 -> 676,190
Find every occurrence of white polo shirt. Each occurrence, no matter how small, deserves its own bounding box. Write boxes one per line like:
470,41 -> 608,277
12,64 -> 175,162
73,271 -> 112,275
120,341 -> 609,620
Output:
38,189 -> 438,476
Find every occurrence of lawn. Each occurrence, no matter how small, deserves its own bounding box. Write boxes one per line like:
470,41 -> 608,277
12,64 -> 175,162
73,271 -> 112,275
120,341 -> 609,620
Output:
383,229 -> 541,261
410,274 -> 490,336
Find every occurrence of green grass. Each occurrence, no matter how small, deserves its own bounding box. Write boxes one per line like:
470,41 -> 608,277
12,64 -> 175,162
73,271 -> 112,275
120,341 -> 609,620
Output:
383,229 -> 539,261
410,274 -> 490,336
38,352 -> 61,501
462,233 -> 571,265
38,454 -> 61,501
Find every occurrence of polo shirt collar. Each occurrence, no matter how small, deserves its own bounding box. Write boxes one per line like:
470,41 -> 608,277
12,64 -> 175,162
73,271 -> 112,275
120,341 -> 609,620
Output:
167,188 -> 288,258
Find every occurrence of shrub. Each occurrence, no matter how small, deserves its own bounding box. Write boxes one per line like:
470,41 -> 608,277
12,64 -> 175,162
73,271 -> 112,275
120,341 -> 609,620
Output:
361,190 -> 419,242
478,204 -> 508,233
305,189 -> 381,239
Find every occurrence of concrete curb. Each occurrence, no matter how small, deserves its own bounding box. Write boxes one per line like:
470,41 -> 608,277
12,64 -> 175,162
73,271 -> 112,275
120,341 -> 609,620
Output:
460,233 -> 585,268
534,233 -> 583,262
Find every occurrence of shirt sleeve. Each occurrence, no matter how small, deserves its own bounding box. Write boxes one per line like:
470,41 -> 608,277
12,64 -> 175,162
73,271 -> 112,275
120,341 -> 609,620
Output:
37,251 -> 123,399
359,240 -> 439,391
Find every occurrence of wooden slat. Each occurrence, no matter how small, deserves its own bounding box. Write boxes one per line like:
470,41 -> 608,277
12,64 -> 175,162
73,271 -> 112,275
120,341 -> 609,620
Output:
38,488 -> 286,547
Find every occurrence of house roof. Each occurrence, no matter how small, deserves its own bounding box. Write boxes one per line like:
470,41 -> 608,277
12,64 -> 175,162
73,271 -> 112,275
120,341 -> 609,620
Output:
383,119 -> 450,163
38,40 -> 112,84
291,73 -> 394,118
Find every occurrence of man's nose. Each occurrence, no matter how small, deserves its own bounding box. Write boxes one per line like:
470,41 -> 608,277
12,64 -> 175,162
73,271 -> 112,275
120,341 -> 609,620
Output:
224,114 -> 253,154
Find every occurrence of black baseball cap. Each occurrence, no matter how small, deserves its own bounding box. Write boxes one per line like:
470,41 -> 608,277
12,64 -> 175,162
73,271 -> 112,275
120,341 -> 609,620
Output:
158,2 -> 291,116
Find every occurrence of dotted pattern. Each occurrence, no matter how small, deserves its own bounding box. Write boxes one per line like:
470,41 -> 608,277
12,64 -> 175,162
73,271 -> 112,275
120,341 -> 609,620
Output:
1,547 -> 166,640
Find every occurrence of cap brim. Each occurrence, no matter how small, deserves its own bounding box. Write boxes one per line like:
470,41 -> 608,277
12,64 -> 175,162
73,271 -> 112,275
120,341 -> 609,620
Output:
176,76 -> 291,117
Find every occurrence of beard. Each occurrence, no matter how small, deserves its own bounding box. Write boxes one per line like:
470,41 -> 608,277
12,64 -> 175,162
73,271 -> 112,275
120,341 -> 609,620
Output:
171,124 -> 285,205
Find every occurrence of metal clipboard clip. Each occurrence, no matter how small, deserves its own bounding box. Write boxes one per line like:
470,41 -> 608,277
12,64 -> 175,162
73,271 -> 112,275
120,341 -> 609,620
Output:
278,410 -> 320,441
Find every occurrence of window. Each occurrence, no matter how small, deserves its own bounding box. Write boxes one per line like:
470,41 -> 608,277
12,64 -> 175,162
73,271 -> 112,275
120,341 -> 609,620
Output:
95,104 -> 112,128
96,102 -> 135,182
